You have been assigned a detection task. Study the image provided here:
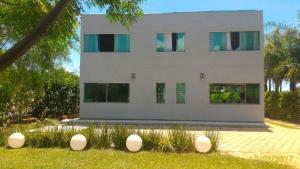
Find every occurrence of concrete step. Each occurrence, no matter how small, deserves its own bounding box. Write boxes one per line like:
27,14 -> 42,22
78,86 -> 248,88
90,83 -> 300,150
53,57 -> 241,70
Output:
61,118 -> 268,129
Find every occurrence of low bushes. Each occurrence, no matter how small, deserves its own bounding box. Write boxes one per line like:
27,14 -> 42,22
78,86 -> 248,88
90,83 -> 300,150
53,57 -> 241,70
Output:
1,125 -> 220,153
265,91 -> 300,122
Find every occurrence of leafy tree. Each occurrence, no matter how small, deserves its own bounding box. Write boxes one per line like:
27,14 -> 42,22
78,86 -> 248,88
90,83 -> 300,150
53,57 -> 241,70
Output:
0,0 -> 144,71
264,23 -> 300,92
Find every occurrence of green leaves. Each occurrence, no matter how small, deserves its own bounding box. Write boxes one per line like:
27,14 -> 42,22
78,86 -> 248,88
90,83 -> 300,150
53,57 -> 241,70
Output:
265,24 -> 300,91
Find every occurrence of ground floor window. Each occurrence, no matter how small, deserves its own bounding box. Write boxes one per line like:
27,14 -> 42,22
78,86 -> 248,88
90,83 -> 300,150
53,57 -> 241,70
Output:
176,82 -> 185,104
210,83 -> 259,104
156,83 -> 165,104
84,83 -> 129,103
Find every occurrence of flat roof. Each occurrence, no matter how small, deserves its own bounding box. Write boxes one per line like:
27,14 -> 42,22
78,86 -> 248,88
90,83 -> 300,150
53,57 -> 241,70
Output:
81,10 -> 263,16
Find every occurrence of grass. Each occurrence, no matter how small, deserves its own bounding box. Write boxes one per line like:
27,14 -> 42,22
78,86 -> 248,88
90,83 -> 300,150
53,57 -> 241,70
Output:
0,148 -> 293,169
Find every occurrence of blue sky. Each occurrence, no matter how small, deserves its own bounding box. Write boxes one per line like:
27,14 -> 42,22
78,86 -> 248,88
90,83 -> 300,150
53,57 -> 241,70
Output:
64,0 -> 300,74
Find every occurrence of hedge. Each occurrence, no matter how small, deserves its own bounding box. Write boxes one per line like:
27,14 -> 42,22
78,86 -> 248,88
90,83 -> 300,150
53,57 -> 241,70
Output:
265,91 -> 300,122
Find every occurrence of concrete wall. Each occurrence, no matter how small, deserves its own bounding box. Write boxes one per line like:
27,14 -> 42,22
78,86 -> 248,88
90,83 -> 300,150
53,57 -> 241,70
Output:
80,11 -> 264,122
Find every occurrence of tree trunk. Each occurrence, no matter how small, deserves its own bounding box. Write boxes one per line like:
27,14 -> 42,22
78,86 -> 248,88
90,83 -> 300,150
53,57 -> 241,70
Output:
290,78 -> 297,92
268,79 -> 272,91
0,0 -> 71,72
264,77 -> 268,92
274,80 -> 280,93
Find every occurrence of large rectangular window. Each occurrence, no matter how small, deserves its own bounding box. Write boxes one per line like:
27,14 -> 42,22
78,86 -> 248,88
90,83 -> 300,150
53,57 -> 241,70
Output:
176,82 -> 185,104
209,32 -> 227,51
156,83 -> 165,104
209,31 -> 260,51
156,32 -> 185,52
83,34 -> 130,52
210,83 -> 259,104
84,83 -> 129,103
240,31 -> 260,50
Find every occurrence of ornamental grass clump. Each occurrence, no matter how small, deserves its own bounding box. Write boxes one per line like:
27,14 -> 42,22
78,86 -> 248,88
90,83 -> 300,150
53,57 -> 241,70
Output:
140,130 -> 163,151
25,127 -> 77,148
204,130 -> 220,152
167,127 -> 194,153
88,125 -> 111,149
111,125 -> 132,150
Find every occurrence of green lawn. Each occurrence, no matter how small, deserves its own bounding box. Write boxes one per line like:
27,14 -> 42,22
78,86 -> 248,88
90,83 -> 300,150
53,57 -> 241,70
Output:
0,148 -> 293,169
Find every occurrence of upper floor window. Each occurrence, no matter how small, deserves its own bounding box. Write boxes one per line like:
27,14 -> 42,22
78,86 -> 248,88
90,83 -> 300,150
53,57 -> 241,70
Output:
209,32 -> 227,51
156,32 -> 185,52
84,34 -> 130,52
209,31 -> 260,51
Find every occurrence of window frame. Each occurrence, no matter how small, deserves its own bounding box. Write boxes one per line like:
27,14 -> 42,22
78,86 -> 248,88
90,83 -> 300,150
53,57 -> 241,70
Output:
176,82 -> 186,104
209,83 -> 260,105
209,31 -> 260,52
156,82 -> 166,104
83,33 -> 130,53
156,32 -> 186,52
84,83 -> 130,103
209,32 -> 227,51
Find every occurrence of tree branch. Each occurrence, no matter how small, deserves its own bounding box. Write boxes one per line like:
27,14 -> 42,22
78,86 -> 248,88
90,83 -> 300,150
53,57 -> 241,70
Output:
0,0 -> 71,72
0,0 -> 17,6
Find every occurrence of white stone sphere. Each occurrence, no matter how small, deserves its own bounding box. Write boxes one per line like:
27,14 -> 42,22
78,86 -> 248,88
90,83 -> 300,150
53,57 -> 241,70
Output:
195,136 -> 212,153
126,134 -> 142,152
70,134 -> 87,151
8,133 -> 25,149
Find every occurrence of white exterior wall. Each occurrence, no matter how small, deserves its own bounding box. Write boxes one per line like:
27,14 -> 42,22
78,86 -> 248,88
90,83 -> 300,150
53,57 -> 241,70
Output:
80,11 -> 264,122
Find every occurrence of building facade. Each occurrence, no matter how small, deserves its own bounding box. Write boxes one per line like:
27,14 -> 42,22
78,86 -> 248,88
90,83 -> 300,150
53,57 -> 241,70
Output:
80,11 -> 264,123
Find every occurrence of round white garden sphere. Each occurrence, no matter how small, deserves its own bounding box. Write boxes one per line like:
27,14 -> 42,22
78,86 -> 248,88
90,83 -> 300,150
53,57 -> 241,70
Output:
195,136 -> 212,153
8,133 -> 25,149
126,134 -> 142,152
70,134 -> 87,151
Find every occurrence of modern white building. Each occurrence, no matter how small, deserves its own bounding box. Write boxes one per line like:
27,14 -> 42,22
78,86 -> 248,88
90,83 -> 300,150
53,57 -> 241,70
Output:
80,11 -> 264,125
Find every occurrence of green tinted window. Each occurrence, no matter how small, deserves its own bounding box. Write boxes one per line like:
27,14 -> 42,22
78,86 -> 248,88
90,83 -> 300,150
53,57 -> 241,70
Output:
176,83 -> 185,104
210,84 -> 245,104
107,83 -> 129,102
240,31 -> 260,50
209,32 -> 227,51
84,34 -> 99,52
84,83 -> 106,102
156,83 -> 165,104
84,83 -> 129,103
246,84 -> 260,104
115,34 -> 130,52
156,32 -> 185,52
156,33 -> 165,52
176,33 -> 185,52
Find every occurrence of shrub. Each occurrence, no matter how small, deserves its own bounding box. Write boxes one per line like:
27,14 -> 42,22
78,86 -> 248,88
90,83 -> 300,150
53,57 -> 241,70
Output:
111,125 -> 131,150
204,130 -> 220,152
0,127 -> 7,146
140,130 -> 162,151
25,127 -> 78,148
281,92 -> 300,122
168,127 -> 194,153
158,135 -> 174,152
98,125 -> 112,149
83,125 -> 111,149
30,82 -> 79,119
265,92 -> 282,119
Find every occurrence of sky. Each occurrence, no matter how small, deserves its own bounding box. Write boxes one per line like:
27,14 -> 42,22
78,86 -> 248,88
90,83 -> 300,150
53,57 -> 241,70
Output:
64,0 -> 300,74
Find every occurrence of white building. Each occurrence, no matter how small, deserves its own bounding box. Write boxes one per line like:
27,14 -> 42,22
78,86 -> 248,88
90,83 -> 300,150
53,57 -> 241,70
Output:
79,11 -> 264,125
